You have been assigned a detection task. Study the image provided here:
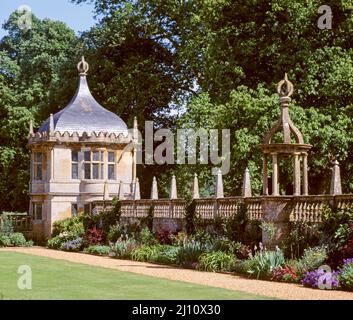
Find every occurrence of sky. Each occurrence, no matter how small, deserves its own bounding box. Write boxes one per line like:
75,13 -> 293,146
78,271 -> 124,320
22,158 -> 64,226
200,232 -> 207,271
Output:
0,0 -> 97,38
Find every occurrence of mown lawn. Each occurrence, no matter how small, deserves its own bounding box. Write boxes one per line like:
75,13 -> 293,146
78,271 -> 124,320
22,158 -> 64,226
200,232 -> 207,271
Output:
0,252 -> 273,300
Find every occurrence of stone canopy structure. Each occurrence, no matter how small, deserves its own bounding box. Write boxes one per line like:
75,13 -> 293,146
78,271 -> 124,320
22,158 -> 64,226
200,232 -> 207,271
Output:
28,57 -> 138,241
259,74 -> 312,196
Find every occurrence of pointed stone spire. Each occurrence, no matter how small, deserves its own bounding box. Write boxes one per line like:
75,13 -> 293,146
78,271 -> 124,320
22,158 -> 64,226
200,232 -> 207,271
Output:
242,167 -> 252,197
103,180 -> 109,201
192,173 -> 200,199
49,113 -> 54,134
215,169 -> 224,198
170,175 -> 178,199
151,176 -> 158,200
330,160 -> 342,195
29,119 -> 33,135
134,178 -> 141,200
133,116 -> 138,142
118,181 -> 125,200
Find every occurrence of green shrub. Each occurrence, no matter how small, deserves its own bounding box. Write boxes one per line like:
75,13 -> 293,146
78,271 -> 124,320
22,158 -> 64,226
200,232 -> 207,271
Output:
299,246 -> 327,272
86,245 -> 111,256
107,225 -> 123,243
154,246 -> 180,264
282,221 -> 320,259
47,231 -> 78,249
131,245 -> 159,262
111,238 -> 139,259
0,234 -> 11,247
131,245 -> 180,264
52,216 -> 84,237
139,227 -> 157,245
9,233 -> 27,246
247,247 -> 285,279
177,240 -> 210,266
47,236 -> 62,249
0,216 -> 14,235
198,251 -> 237,272
338,260 -> 353,291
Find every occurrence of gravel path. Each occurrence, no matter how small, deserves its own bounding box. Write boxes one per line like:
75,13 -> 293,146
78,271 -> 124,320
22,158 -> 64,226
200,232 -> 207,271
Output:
2,247 -> 353,300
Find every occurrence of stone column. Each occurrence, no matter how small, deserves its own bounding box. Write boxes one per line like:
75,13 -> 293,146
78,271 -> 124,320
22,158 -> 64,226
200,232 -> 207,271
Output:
271,153 -> 279,196
330,160 -> 342,195
263,155 -> 268,195
215,169 -> 224,198
103,180 -> 109,201
192,173 -> 200,199
133,177 -> 141,200
242,167 -> 252,197
151,176 -> 159,200
118,180 -> 125,200
293,152 -> 301,195
303,153 -> 308,195
132,116 -> 138,183
170,175 -> 178,199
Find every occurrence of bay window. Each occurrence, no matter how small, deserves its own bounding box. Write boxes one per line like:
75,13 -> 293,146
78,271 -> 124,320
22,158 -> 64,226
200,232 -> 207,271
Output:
33,152 -> 43,180
84,150 -> 104,179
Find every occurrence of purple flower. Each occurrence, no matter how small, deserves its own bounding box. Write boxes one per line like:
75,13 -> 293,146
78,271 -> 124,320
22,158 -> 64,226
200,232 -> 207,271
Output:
302,268 -> 339,289
343,258 -> 353,266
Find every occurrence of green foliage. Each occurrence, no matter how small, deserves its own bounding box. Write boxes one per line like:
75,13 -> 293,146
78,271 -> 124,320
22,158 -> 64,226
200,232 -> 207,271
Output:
282,221 -> 320,259
247,248 -> 285,279
260,222 -> 277,242
0,216 -> 14,235
334,223 -> 352,249
8,233 -> 27,246
139,227 -> 157,245
197,251 -> 237,272
131,244 -> 180,265
0,13 -> 82,211
86,245 -> 111,256
111,238 -> 139,259
338,262 -> 353,291
107,224 -> 123,243
298,246 -> 328,272
176,239 -> 211,267
0,234 -> 11,247
52,216 -> 84,237
321,206 -> 353,249
47,231 -> 79,249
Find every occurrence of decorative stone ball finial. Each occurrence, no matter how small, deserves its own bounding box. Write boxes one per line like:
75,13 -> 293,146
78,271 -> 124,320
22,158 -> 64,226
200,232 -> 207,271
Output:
277,73 -> 294,98
77,56 -> 89,75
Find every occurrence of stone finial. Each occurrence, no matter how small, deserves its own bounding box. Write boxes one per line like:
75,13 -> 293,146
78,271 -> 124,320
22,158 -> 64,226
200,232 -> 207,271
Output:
277,73 -> 294,98
133,116 -> 138,142
192,173 -> 200,199
134,178 -> 141,200
330,160 -> 342,195
170,175 -> 178,199
215,169 -> 224,198
151,176 -> 158,200
29,119 -> 33,135
77,56 -> 89,75
242,167 -> 252,197
103,180 -> 109,201
49,113 -> 54,134
118,181 -> 125,200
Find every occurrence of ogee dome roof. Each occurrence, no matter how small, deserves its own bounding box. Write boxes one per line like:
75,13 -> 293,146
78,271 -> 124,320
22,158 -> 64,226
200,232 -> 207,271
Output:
39,57 -> 127,136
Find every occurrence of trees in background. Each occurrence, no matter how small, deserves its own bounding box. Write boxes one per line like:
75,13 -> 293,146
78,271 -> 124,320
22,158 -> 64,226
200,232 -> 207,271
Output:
1,1 -> 353,210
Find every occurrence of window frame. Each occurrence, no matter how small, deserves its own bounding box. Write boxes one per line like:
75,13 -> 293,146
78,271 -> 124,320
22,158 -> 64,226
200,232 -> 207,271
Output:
33,152 -> 43,181
71,203 -> 78,217
107,151 -> 116,180
71,150 -> 79,180
32,202 -> 43,221
83,150 -> 104,180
